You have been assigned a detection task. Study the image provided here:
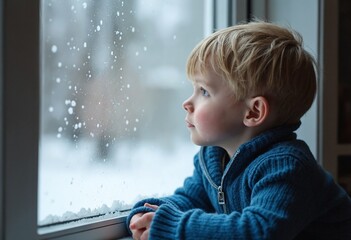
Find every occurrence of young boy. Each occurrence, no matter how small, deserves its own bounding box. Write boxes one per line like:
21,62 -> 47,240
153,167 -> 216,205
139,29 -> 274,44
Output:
126,21 -> 351,239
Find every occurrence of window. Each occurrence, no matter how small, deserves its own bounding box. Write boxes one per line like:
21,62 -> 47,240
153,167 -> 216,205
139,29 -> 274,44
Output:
0,0 -> 212,238
38,0 -> 205,227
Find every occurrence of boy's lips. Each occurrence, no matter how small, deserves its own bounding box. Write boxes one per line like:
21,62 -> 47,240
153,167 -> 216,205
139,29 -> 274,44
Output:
185,119 -> 195,128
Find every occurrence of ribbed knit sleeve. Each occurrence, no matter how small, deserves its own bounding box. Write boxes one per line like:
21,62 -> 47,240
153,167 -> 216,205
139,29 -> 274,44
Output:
149,204 -> 242,239
148,203 -> 276,239
148,204 -> 183,239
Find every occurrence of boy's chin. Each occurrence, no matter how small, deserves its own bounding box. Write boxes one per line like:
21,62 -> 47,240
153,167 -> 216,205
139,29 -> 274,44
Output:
190,136 -> 211,147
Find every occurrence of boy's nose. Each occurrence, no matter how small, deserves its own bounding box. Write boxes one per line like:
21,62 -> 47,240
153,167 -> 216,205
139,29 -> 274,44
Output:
183,99 -> 194,112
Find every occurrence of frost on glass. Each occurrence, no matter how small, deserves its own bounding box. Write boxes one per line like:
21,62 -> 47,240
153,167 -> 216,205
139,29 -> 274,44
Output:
39,0 -> 204,225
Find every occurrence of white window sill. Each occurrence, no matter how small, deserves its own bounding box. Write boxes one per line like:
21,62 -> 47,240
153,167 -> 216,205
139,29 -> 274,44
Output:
38,212 -> 130,240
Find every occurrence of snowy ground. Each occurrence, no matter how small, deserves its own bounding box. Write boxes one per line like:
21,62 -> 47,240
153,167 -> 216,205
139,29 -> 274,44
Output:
38,136 -> 198,225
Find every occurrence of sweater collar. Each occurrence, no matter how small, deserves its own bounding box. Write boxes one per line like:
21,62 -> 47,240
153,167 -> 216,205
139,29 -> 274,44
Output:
199,122 -> 301,184
235,122 -> 300,160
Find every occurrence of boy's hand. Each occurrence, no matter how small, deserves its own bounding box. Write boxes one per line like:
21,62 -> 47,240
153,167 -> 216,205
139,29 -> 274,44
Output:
129,203 -> 159,240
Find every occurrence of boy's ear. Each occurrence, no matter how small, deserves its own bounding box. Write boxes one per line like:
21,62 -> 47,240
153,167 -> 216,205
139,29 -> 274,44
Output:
243,96 -> 269,127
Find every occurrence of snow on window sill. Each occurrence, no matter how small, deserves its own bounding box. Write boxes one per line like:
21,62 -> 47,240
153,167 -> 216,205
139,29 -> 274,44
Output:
38,210 -> 130,239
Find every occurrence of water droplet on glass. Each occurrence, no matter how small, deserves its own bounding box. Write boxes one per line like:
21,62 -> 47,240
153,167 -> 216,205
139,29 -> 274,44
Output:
51,45 -> 58,53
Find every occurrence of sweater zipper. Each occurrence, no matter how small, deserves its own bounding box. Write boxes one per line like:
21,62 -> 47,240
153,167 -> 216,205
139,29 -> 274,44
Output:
199,148 -> 240,214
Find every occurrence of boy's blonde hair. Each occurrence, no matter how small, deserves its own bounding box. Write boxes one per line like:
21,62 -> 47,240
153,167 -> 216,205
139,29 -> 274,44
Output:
186,21 -> 317,125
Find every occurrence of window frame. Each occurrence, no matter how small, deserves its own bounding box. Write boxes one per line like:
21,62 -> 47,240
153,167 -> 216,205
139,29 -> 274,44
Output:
317,0 -> 340,178
1,0 -> 40,239
0,0 -> 252,239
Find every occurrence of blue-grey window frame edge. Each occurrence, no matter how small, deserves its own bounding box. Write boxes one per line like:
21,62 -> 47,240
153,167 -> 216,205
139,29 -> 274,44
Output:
1,0 -> 40,239
1,0 -> 331,239
1,0 -> 39,239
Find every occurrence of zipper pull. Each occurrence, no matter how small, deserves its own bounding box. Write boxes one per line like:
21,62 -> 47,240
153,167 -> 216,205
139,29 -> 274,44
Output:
217,186 -> 225,205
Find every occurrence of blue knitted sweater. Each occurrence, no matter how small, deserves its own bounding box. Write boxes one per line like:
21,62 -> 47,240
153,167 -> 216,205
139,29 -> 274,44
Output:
127,124 -> 351,239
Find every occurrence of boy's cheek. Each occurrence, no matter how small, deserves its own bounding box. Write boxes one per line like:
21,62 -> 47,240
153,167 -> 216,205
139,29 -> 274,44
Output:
195,109 -> 214,129
197,113 -> 220,136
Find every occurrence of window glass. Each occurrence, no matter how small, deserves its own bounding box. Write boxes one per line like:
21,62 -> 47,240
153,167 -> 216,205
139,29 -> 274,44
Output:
39,0 -> 204,225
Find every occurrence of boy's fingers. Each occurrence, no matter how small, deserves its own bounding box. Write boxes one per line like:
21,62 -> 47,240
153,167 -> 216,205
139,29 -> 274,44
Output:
140,229 -> 150,240
131,228 -> 145,240
144,202 -> 159,210
129,222 -> 137,230
129,213 -> 143,230
132,212 -> 155,229
130,219 -> 146,230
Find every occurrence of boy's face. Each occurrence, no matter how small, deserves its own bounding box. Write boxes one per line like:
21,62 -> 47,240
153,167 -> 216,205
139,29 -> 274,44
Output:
183,68 -> 247,153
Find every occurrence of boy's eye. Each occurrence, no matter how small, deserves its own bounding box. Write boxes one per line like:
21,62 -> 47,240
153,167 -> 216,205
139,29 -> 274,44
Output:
200,87 -> 210,97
